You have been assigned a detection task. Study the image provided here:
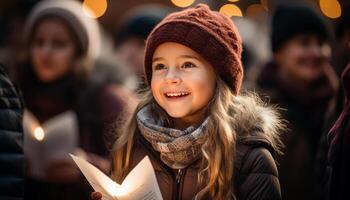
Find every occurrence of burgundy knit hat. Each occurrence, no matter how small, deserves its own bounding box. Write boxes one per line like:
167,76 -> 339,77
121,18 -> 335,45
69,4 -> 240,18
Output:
144,4 -> 243,94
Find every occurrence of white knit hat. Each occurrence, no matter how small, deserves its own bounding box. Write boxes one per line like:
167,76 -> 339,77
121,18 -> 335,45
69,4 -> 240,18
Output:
24,0 -> 101,60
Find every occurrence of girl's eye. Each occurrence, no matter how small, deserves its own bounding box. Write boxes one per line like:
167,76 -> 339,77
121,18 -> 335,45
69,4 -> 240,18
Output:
52,39 -> 66,48
182,61 -> 196,68
33,38 -> 44,47
154,63 -> 166,70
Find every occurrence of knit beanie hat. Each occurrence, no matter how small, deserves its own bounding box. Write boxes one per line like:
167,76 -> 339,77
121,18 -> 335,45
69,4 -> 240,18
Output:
24,0 -> 101,59
271,3 -> 329,53
144,4 -> 243,95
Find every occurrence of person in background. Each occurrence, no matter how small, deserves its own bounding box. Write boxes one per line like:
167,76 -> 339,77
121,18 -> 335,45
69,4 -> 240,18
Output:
255,3 -> 338,200
113,5 -> 168,89
16,0 -> 134,199
314,6 -> 350,199
0,64 -> 23,200
327,62 -> 350,200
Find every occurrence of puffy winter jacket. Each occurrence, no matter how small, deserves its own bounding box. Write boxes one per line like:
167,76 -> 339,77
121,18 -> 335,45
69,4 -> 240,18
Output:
121,95 -> 283,200
0,65 -> 23,199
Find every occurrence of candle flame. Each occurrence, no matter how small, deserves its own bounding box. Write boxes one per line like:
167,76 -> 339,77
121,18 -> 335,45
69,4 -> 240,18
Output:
34,127 -> 45,141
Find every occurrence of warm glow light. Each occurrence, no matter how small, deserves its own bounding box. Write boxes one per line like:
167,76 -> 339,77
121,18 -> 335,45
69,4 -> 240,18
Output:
319,0 -> 341,19
228,0 -> 240,2
83,0 -> 108,18
34,127 -> 45,141
246,4 -> 267,18
171,0 -> 195,8
219,4 -> 243,18
260,0 -> 269,11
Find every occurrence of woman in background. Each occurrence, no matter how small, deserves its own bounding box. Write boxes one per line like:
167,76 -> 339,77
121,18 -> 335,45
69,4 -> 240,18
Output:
17,0 -> 134,199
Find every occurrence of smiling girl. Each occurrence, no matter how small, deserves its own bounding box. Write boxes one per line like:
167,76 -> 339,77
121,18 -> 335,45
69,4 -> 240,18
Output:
93,4 -> 284,200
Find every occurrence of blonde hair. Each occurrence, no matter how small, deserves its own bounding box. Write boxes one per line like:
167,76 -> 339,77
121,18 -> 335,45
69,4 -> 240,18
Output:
112,79 -> 241,199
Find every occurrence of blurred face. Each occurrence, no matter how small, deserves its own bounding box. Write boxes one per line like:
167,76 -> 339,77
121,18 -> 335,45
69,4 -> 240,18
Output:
30,18 -> 77,83
116,38 -> 145,76
151,42 -> 216,129
275,34 -> 331,83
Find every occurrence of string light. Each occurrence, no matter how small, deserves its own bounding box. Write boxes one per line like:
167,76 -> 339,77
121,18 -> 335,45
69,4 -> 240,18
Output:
219,4 -> 243,18
319,0 -> 341,19
171,0 -> 195,8
246,4 -> 266,18
82,0 -> 108,18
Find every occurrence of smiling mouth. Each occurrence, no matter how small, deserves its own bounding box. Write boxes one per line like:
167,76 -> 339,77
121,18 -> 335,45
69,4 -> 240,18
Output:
164,92 -> 190,98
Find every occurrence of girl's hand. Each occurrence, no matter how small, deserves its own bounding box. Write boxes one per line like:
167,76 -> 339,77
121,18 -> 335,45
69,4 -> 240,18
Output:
91,192 -> 102,200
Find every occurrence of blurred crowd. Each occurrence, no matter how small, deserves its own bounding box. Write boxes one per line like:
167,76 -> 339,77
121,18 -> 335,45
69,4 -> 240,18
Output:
0,0 -> 350,200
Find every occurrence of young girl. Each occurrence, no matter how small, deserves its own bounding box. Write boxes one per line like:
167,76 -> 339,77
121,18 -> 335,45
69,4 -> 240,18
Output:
93,4 -> 283,200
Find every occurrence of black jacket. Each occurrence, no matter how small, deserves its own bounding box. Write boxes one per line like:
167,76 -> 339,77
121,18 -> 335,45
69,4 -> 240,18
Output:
0,65 -> 24,199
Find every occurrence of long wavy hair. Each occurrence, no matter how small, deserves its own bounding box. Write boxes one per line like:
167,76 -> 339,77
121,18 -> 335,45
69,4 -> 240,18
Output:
111,78 -> 244,199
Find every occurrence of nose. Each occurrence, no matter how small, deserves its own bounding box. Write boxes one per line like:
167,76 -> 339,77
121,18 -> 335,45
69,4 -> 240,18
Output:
165,67 -> 181,84
308,43 -> 320,56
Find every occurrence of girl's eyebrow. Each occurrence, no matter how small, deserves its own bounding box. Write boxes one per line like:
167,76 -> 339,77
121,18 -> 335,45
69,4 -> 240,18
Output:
152,57 -> 164,62
152,55 -> 202,62
179,55 -> 201,61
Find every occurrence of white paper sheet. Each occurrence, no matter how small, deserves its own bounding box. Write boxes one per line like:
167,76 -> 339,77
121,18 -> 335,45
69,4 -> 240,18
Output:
70,154 -> 163,200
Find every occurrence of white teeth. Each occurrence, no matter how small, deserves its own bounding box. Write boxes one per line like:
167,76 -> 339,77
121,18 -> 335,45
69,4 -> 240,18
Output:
165,92 -> 189,97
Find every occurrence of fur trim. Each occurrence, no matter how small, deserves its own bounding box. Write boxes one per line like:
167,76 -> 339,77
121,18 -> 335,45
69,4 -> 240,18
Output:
232,93 -> 286,155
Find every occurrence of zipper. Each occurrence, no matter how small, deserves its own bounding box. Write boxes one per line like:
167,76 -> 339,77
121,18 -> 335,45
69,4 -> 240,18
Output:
175,168 -> 185,200
176,169 -> 183,183
139,137 -> 187,200
139,138 -> 183,200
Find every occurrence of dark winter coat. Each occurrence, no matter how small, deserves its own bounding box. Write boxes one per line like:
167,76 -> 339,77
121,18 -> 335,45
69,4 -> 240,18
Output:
124,95 -> 283,200
0,65 -> 24,199
255,61 -> 335,200
328,63 -> 350,200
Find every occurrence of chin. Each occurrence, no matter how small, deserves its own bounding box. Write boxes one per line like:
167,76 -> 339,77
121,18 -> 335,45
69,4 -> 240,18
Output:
165,109 -> 187,119
167,112 -> 186,119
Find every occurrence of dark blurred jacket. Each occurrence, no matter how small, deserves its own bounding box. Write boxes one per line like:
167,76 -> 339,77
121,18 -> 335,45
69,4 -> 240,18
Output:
0,65 -> 23,200
328,63 -> 350,200
255,61 -> 336,200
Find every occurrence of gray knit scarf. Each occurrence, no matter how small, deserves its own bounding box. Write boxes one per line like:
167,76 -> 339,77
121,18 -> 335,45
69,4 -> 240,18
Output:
136,105 -> 210,169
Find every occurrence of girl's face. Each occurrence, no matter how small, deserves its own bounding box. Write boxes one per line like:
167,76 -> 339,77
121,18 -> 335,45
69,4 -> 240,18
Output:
151,42 -> 216,129
275,34 -> 331,83
30,18 -> 77,83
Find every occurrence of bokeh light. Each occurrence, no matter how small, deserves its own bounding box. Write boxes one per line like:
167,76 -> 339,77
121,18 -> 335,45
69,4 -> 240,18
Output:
219,4 -> 243,18
260,0 -> 269,11
228,0 -> 240,2
34,127 -> 45,141
83,0 -> 108,18
171,0 -> 195,8
246,4 -> 267,18
319,0 -> 341,19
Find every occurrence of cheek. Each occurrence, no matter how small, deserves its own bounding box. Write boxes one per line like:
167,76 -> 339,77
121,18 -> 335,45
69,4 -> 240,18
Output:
54,47 -> 75,67
151,77 -> 163,103
46,48 -> 75,81
279,46 -> 306,71
30,47 -> 41,64
287,46 -> 306,62
189,75 -> 215,106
